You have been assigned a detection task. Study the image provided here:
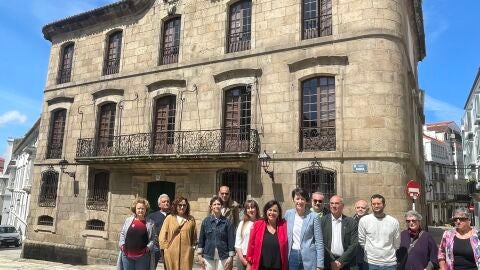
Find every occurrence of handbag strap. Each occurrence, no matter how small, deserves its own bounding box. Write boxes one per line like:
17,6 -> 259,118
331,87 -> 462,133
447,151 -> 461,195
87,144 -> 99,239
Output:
167,219 -> 187,249
407,230 -> 424,254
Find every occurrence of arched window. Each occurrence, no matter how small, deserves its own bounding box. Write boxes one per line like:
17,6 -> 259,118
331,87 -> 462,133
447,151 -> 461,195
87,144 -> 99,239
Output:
47,109 -> 67,159
300,76 -> 335,151
38,169 -> 59,207
38,215 -> 54,226
86,219 -> 105,231
297,167 -> 336,202
86,171 -> 109,211
153,95 -> 176,154
228,0 -> 251,53
57,43 -> 74,84
223,86 -> 251,152
96,102 -> 116,156
161,17 -> 181,64
302,0 -> 332,40
103,30 -> 122,75
217,169 -> 248,207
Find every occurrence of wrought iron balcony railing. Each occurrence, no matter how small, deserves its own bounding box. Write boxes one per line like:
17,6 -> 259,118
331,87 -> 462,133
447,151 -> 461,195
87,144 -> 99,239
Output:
161,45 -> 179,65
227,31 -> 251,53
86,189 -> 108,211
103,58 -> 120,75
302,13 -> 332,40
300,127 -> 336,151
76,128 -> 259,159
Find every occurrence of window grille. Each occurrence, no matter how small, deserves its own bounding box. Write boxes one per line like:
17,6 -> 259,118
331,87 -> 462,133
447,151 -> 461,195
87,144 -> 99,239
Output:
217,169 -> 248,207
161,17 -> 181,64
38,169 -> 59,207
300,76 -> 336,151
227,0 -> 251,53
86,172 -> 109,211
302,0 -> 332,40
86,219 -> 105,231
103,31 -> 122,75
297,168 -> 336,202
57,43 -> 74,84
38,215 -> 54,226
47,109 -> 66,159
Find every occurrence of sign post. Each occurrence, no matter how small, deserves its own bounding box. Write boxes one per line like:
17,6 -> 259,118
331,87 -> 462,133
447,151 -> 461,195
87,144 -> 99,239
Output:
406,180 -> 421,211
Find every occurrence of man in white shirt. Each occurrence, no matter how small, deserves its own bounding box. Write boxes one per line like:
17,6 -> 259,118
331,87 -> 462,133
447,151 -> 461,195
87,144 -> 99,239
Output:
358,194 -> 400,270
320,195 -> 358,270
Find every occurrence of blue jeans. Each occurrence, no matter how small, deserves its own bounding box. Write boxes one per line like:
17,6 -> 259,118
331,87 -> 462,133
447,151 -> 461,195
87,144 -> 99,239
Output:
368,264 -> 396,270
121,252 -> 150,270
289,249 -> 304,270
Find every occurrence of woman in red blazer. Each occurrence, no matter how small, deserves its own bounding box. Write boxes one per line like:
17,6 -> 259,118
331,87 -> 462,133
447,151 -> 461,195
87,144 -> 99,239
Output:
246,200 -> 288,270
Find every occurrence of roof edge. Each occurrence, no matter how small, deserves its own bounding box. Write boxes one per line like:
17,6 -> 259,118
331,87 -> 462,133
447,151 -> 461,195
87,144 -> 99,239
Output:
42,0 -> 155,42
464,68 -> 480,109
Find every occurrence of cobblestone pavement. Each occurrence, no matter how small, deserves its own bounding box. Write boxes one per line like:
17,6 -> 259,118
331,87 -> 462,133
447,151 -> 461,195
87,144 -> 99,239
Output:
0,247 -> 207,270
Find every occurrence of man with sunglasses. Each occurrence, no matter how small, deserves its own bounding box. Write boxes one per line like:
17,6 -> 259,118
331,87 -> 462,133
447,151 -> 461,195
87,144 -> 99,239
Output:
311,192 -> 330,218
218,185 -> 240,229
358,194 -> 400,270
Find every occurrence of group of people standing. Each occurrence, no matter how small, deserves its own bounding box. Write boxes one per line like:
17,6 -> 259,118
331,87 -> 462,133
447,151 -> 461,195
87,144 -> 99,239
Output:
116,186 -> 480,270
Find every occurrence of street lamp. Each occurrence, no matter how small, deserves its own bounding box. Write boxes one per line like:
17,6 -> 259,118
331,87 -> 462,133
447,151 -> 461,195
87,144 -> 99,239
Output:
258,150 -> 274,181
58,159 -> 78,197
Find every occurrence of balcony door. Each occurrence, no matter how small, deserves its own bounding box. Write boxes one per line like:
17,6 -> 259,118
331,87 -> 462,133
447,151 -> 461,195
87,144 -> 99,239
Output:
153,95 -> 176,154
96,103 -> 116,156
223,86 -> 251,152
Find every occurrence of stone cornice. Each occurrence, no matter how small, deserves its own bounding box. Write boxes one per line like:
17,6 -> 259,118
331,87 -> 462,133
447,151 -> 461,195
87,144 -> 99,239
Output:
146,79 -> 187,91
42,0 -> 155,42
213,69 -> 263,83
46,96 -> 75,106
412,0 -> 426,60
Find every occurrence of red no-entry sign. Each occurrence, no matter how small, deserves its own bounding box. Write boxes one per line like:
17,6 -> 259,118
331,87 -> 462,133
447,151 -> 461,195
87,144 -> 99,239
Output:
406,180 -> 421,200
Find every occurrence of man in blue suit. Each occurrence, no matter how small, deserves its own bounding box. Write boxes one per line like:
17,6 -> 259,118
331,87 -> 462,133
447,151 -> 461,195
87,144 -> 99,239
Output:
320,195 -> 358,270
285,188 -> 324,270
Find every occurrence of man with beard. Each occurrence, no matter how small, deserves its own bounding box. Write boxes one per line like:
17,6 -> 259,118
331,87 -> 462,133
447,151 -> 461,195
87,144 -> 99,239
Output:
358,194 -> 400,270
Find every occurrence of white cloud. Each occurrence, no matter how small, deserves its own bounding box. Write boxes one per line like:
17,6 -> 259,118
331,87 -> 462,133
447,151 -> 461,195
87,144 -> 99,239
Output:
0,111 -> 27,127
424,94 -> 463,124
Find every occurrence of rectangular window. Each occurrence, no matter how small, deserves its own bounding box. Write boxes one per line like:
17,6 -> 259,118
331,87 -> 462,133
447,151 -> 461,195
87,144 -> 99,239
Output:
153,95 -> 176,154
228,0 -> 252,53
223,87 -> 251,152
86,172 -> 109,211
302,0 -> 332,40
103,31 -> 122,75
47,109 -> 66,159
300,76 -> 335,151
96,103 -> 116,156
161,17 -> 181,65
57,44 -> 74,84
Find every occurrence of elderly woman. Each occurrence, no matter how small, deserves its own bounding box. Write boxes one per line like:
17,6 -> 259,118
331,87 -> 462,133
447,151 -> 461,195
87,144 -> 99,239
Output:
438,208 -> 480,270
159,196 -> 197,270
117,197 -> 156,270
396,210 -> 438,270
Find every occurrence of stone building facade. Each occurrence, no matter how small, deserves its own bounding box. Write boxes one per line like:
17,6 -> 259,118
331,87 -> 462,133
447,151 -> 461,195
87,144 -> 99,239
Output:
25,0 -> 426,265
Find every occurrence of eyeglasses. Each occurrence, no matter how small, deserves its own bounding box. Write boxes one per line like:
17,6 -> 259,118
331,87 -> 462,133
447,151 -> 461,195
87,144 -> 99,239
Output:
220,193 -> 229,195
312,200 -> 323,204
452,217 -> 469,222
177,204 -> 187,208
405,220 -> 418,223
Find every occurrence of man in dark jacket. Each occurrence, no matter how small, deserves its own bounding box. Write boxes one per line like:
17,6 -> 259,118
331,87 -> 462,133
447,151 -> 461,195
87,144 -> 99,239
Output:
147,194 -> 170,269
320,195 -> 358,270
353,199 -> 369,270
218,185 -> 240,229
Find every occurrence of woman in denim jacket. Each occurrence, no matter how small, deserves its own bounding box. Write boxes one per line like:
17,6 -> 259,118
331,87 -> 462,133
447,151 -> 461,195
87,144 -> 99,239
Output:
197,196 -> 235,270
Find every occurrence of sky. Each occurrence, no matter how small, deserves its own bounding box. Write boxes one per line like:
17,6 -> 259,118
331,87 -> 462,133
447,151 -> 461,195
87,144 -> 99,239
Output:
0,0 -> 479,159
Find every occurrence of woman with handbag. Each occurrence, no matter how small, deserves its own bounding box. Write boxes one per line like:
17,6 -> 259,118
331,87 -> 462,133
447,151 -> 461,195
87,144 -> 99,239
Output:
159,196 -> 197,270
396,210 -> 438,270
